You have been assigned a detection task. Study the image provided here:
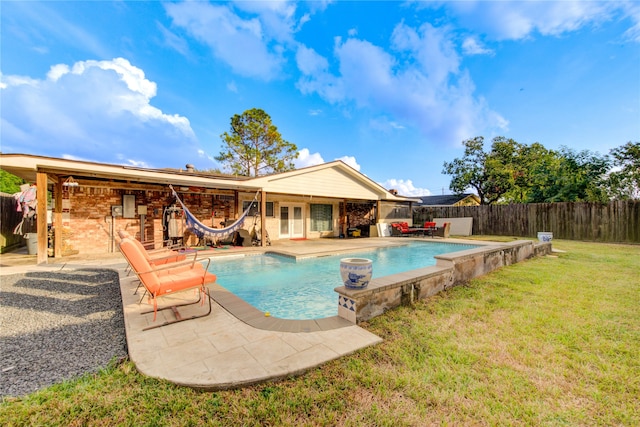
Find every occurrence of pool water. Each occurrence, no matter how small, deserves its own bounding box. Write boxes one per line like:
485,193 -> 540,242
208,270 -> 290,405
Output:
210,241 -> 477,320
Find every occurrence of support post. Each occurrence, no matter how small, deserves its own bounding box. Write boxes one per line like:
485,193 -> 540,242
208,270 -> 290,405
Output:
36,172 -> 48,265
260,190 -> 266,247
54,177 -> 62,258
342,200 -> 347,238
234,190 -> 239,219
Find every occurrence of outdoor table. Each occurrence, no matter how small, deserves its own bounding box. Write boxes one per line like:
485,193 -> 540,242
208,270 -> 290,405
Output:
409,227 -> 437,237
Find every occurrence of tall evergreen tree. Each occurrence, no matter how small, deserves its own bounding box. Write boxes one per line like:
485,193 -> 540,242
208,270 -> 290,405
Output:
216,108 -> 298,177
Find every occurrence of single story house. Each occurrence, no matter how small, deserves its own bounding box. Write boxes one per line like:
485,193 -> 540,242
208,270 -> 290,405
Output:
415,193 -> 480,207
0,153 -> 418,264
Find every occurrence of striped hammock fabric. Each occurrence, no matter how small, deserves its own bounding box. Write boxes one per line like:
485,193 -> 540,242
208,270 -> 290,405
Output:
169,185 -> 258,241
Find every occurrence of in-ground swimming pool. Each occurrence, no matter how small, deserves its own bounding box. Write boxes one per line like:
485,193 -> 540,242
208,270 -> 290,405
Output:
209,241 -> 477,320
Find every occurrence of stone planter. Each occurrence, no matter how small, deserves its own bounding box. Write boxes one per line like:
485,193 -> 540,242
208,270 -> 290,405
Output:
340,258 -> 372,289
537,232 -> 553,243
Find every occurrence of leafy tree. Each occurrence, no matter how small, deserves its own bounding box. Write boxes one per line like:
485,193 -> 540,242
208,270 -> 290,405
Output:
607,141 -> 640,200
216,108 -> 298,177
0,170 -> 25,194
545,147 -> 610,203
442,136 -> 517,204
504,142 -> 561,203
443,137 -> 612,204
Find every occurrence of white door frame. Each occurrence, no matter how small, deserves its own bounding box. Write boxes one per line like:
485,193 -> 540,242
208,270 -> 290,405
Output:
279,203 -> 305,239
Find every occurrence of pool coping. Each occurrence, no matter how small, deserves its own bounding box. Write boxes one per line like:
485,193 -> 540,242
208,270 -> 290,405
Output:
209,283 -> 354,332
206,238 -> 489,331
334,238 -> 552,323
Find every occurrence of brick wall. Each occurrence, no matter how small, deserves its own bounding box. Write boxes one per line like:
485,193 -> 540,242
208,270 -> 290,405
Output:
60,187 -> 226,255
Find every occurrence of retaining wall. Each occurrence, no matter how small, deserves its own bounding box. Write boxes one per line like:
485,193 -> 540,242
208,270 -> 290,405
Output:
335,240 -> 552,323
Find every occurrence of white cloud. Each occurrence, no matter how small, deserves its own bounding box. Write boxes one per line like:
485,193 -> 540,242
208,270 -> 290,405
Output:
157,22 -> 190,56
297,23 -> 507,146
336,155 -> 360,171
198,149 -> 217,165
165,1 -> 293,80
295,148 -> 361,172
0,74 -> 39,88
0,58 -> 199,168
369,116 -> 405,132
296,44 -> 344,102
294,148 -> 324,168
462,37 -> 494,56
59,153 -> 152,168
47,64 -> 70,81
232,0 -> 297,43
296,45 -> 329,75
3,1 -> 111,58
380,178 -> 431,197
621,0 -> 640,42
443,1 -> 614,41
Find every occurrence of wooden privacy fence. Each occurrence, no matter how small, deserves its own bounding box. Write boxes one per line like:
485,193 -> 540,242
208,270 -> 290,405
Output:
414,200 -> 640,243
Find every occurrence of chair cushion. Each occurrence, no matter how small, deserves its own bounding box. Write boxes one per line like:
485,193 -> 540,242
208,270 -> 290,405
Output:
130,237 -> 186,265
155,270 -> 217,297
120,239 -> 161,292
121,238 -> 217,296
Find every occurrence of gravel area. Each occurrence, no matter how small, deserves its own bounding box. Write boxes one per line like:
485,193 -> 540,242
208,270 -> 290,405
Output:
0,268 -> 127,399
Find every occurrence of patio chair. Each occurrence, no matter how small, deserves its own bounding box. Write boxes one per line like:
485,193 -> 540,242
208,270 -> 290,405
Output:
119,238 -> 217,330
423,222 -> 437,237
432,222 -> 451,238
118,230 -> 185,254
125,234 -> 189,266
118,231 -> 190,293
390,222 -> 421,236
119,236 -> 202,290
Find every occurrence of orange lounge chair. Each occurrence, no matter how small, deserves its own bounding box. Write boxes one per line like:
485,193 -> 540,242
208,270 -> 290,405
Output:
118,230 -> 187,260
119,236 -> 192,295
119,238 -> 217,331
126,235 -> 188,266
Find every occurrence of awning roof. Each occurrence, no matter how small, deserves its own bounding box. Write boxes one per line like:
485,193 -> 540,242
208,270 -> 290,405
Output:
0,153 -> 419,202
0,154 -> 260,191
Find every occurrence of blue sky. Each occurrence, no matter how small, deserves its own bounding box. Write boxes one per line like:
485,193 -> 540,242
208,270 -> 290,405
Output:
1,1 -> 639,196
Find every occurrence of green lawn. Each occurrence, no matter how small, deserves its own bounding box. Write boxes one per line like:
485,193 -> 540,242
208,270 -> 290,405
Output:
2,239 -> 639,426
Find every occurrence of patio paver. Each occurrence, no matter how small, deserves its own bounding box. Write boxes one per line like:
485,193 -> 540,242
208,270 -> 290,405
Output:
3,237 -> 455,390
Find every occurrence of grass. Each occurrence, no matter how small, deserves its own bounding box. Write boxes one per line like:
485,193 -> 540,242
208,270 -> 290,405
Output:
1,239 -> 639,426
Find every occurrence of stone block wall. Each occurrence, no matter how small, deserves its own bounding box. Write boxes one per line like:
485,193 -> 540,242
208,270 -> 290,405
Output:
336,240 -> 553,323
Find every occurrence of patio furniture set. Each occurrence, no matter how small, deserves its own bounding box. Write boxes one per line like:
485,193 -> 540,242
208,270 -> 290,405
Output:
390,221 -> 450,238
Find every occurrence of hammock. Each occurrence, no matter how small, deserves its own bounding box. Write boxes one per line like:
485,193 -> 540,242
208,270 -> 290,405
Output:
169,185 -> 259,241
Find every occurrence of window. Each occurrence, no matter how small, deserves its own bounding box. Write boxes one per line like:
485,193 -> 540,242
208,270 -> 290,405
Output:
243,201 -> 274,217
310,204 -> 333,231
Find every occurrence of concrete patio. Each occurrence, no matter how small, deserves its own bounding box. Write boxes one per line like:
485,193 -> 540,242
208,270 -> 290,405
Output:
1,236 -> 550,391
1,238 -> 407,390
